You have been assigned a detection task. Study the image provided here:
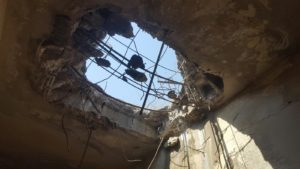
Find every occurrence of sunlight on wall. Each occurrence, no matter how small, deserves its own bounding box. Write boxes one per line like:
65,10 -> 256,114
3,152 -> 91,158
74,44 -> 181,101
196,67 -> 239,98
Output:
217,118 -> 272,169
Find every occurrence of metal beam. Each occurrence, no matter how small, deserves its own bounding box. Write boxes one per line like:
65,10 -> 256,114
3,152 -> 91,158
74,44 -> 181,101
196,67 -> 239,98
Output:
140,42 -> 165,115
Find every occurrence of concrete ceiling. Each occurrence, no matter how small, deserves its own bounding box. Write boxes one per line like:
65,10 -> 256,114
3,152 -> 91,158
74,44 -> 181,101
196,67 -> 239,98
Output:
0,0 -> 299,168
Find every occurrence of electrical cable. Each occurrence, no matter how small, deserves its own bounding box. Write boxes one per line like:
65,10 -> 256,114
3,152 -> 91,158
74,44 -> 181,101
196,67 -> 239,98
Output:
146,137 -> 165,169
87,58 -> 178,105
96,29 -> 142,84
69,66 -> 172,112
75,29 -> 185,86
110,35 -> 180,73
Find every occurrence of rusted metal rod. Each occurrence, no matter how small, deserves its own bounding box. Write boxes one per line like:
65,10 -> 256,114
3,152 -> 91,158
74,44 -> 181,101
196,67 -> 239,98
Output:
140,42 -> 165,115
158,80 -> 184,85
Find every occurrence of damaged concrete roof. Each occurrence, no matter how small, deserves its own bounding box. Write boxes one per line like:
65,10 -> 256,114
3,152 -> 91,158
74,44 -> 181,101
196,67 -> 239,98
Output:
0,0 -> 299,168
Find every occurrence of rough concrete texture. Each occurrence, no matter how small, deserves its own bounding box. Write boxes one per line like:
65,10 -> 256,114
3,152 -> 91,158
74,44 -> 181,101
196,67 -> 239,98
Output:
1,0 -> 300,168
153,56 -> 300,169
2,0 -> 298,110
153,122 -> 215,169
214,55 -> 300,169
0,1 -> 158,168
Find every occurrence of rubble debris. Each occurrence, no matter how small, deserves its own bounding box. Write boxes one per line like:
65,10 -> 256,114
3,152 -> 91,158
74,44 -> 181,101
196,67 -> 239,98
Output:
122,75 -> 128,82
72,28 -> 105,57
178,94 -> 189,106
164,137 -> 180,149
204,73 -> 224,91
125,68 -> 147,82
38,45 -> 65,61
128,54 -> 145,69
161,116 -> 187,137
80,11 -> 105,31
200,84 -> 218,101
95,57 -> 111,67
98,8 -> 134,38
167,90 -> 178,100
46,15 -> 72,46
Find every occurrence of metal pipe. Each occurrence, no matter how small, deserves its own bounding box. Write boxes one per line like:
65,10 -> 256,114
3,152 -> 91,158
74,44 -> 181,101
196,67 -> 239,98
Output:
140,42 -> 165,115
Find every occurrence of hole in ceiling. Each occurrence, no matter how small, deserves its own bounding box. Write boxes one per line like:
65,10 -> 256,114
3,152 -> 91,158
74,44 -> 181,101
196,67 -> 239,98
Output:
204,73 -> 224,91
71,7 -> 224,112
82,21 -> 184,110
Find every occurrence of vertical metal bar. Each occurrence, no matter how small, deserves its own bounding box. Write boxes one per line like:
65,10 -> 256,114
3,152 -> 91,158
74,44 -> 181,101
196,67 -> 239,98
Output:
183,132 -> 191,169
210,116 -> 232,169
140,42 -> 165,115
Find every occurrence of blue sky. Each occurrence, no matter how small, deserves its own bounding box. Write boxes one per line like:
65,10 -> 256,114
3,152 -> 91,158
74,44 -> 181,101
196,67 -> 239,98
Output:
85,23 -> 183,109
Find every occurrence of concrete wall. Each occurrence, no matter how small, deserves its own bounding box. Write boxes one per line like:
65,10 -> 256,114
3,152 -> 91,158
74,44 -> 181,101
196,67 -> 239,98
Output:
0,1 -> 158,168
153,122 -> 215,169
153,56 -> 300,169
214,55 -> 300,169
1,0 -> 300,168
168,125 -> 207,169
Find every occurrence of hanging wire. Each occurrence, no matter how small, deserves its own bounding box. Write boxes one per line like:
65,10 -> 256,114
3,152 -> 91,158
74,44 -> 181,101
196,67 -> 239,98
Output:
102,36 -> 112,59
146,46 -> 169,70
104,81 -> 108,91
70,66 -> 172,112
89,58 -> 152,94
140,82 -> 145,100
86,59 -> 93,69
95,38 -> 184,86
132,39 -> 141,56
146,96 -> 157,108
76,28 -> 196,110
109,35 -> 180,73
86,58 -> 178,105
146,137 -> 165,169
88,57 -> 181,105
95,29 -> 142,84
159,46 -> 169,61
146,77 -> 159,108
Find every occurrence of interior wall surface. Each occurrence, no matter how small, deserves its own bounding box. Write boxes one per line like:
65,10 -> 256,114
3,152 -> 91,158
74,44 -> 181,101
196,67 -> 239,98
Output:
0,1 -> 157,168
153,122 -> 216,169
1,0 -> 300,168
213,55 -> 300,169
154,55 -> 300,169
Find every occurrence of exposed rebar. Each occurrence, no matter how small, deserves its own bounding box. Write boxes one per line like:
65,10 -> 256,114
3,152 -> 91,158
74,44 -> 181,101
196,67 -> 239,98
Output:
140,41 -> 165,115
